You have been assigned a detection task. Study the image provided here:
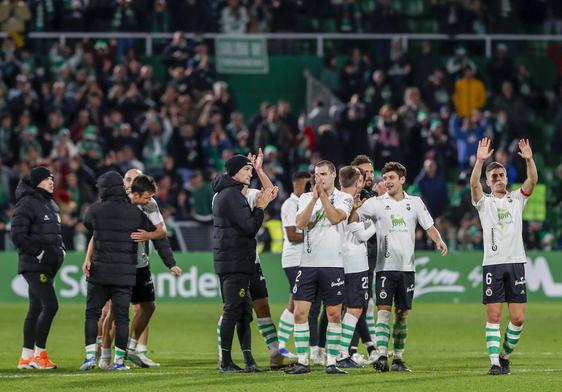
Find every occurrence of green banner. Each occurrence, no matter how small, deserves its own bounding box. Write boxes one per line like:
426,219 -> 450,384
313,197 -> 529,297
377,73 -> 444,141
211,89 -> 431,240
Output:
215,36 -> 269,74
2,252 -> 562,303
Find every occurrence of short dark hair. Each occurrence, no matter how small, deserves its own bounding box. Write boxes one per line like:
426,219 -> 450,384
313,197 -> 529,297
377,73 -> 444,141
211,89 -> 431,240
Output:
381,161 -> 407,178
131,175 -> 157,195
485,161 -> 506,176
339,166 -> 361,187
292,171 -> 311,182
351,154 -> 373,167
315,160 -> 336,173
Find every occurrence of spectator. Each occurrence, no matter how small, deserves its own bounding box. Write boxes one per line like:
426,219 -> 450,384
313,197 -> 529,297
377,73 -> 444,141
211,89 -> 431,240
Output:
220,0 -> 249,34
487,43 -> 514,93
248,0 -> 271,33
492,80 -> 527,134
414,41 -> 442,84
422,68 -> 452,112
452,66 -> 486,118
415,158 -> 448,218
362,69 -> 394,118
446,47 -> 477,80
450,110 -> 488,169
0,0 -> 31,45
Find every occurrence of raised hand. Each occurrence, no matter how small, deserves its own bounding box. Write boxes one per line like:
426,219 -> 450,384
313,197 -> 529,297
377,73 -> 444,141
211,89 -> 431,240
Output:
254,148 -> 264,171
517,138 -> 533,160
353,193 -> 366,210
476,137 -> 494,162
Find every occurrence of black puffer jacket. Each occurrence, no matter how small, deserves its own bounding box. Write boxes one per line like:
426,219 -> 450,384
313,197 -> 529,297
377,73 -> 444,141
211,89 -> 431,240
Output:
11,177 -> 65,276
212,175 -> 264,275
84,171 -> 156,287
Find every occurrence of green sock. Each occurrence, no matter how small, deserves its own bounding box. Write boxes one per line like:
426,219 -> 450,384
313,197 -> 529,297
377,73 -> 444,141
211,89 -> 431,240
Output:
501,322 -> 523,359
392,314 -> 407,359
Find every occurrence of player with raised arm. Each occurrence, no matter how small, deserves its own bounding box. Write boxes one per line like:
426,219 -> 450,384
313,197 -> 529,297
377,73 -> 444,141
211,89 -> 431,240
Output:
336,166 -> 377,369
352,162 -> 448,372
470,138 -> 537,375
285,160 -> 354,375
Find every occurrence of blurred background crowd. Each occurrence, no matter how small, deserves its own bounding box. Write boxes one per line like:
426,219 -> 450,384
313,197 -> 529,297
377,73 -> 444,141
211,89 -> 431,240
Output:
0,0 -> 561,252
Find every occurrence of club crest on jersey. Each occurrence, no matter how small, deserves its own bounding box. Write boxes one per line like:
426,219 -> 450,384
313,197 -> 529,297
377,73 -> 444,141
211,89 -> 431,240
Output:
292,285 -> 297,294
485,288 -> 493,296
406,203 -> 411,211
239,288 -> 246,298
391,214 -> 406,227
39,273 -> 48,283
379,290 -> 387,299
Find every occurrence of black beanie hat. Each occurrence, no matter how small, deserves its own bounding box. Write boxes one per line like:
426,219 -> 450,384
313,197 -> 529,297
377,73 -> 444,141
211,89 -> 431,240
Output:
30,166 -> 53,187
225,155 -> 252,177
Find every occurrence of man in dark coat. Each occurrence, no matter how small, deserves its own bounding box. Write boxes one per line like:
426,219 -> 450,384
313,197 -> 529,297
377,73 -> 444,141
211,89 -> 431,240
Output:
80,171 -> 156,371
212,154 -> 276,372
12,166 -> 65,370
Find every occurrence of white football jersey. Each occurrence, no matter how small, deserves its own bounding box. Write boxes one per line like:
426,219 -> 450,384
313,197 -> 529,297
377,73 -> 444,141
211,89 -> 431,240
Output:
473,189 -> 528,266
298,189 -> 354,268
357,192 -> 434,272
342,220 -> 375,274
245,188 -> 261,264
280,193 -> 302,268
136,197 -> 164,268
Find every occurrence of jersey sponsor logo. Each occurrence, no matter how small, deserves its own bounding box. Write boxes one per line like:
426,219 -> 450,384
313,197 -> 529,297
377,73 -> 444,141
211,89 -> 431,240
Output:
56,214 -> 61,223
43,215 -> 50,221
406,284 -> 415,293
497,208 -> 512,221
385,205 -> 391,210
514,277 -> 526,286
336,291 -> 342,296
390,214 -> 406,228
331,278 -> 344,288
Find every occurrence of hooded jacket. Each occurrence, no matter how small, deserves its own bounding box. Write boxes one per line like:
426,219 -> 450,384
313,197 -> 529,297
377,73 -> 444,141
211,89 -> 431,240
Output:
11,176 -> 65,275
83,171 -> 156,287
212,174 -> 264,275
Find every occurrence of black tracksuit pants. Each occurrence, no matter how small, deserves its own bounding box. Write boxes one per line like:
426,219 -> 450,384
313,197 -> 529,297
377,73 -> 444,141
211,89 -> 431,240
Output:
85,283 -> 132,350
22,272 -> 59,349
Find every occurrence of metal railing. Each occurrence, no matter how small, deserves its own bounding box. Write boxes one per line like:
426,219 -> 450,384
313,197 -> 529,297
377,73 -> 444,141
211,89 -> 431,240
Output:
7,32 -> 562,57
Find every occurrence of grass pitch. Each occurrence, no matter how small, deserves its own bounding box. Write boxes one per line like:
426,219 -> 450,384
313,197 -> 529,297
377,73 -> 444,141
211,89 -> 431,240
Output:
0,302 -> 561,391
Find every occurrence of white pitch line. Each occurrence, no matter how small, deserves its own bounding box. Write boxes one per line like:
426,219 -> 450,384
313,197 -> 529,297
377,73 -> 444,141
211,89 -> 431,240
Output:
1,368 -> 561,379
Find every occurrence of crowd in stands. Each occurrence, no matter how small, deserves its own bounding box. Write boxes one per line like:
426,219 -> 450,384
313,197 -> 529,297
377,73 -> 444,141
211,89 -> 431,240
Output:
0,2 -> 561,252
1,1 -> 562,36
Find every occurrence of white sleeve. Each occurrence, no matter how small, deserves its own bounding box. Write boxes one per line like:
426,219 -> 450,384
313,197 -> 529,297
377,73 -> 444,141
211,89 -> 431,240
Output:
144,199 -> 164,226
297,193 -> 313,222
415,197 -> 434,231
348,221 -> 376,243
245,189 -> 260,211
334,194 -> 353,219
511,189 -> 529,207
357,197 -> 378,220
281,200 -> 297,228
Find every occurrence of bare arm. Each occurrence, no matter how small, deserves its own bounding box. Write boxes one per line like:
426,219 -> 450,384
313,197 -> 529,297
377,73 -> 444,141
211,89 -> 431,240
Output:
285,226 -> 304,243
470,137 -> 493,204
426,225 -> 448,256
296,195 -> 317,230
517,139 -> 538,195
319,192 -> 346,225
249,148 -> 274,190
